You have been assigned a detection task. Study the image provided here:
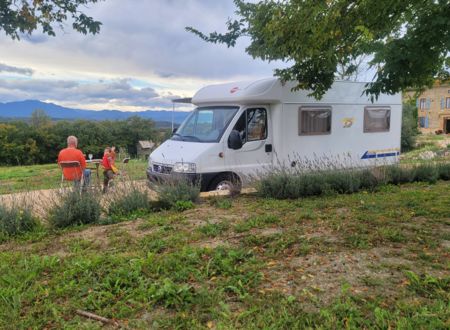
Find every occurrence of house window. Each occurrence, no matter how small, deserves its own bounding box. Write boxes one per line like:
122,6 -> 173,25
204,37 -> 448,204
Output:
298,107 -> 332,135
446,97 -> 450,109
364,107 -> 391,133
419,117 -> 426,128
419,98 -> 426,109
232,108 -> 267,143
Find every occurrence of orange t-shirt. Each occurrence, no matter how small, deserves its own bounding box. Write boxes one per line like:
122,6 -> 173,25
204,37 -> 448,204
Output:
58,147 -> 86,180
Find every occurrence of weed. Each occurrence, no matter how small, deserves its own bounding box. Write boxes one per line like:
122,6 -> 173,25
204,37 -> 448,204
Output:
210,197 -> 233,209
405,271 -> 449,299
234,214 -> 280,233
198,222 -> 229,237
173,200 -> 195,212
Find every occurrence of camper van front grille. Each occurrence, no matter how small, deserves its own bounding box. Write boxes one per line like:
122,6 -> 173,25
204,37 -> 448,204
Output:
152,164 -> 173,174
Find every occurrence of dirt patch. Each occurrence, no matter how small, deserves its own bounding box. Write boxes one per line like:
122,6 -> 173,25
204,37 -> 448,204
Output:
259,247 -> 412,307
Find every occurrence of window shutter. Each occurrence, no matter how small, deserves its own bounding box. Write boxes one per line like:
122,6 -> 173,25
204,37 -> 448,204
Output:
441,97 -> 445,110
416,98 -> 419,108
426,98 -> 431,109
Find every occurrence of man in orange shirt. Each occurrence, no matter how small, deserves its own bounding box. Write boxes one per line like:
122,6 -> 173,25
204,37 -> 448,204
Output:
58,136 -> 91,187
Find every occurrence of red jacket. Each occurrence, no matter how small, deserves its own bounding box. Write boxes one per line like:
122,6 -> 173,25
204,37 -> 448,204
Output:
102,154 -> 113,170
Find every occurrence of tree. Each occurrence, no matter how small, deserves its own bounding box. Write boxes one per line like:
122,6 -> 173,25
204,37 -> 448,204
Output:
30,109 -> 51,129
187,0 -> 450,99
0,0 -> 102,39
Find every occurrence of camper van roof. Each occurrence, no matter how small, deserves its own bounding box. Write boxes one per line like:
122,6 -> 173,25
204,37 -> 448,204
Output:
192,78 -> 401,106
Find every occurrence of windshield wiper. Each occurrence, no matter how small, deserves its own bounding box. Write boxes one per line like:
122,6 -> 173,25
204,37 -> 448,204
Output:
182,135 -> 201,142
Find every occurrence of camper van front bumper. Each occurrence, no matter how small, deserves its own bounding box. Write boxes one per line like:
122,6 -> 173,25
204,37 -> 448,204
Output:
146,168 -> 217,192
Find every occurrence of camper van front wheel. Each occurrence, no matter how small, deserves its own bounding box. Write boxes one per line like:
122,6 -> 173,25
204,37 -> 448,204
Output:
209,174 -> 241,194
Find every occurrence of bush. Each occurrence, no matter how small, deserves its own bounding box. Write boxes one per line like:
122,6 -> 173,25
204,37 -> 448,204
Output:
359,169 -> 380,191
0,203 -> 38,239
385,166 -> 416,185
413,164 -> 438,183
437,162 -> 450,180
155,178 -> 200,210
108,188 -> 153,216
257,162 -> 450,199
49,190 -> 101,228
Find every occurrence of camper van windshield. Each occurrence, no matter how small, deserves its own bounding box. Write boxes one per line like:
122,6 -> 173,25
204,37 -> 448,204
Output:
172,106 -> 239,143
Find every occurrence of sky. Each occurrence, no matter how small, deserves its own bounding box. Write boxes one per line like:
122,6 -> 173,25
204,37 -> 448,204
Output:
0,0 -> 281,111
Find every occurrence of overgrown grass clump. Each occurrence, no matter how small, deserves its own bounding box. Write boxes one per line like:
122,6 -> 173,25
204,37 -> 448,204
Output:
258,162 -> 450,199
49,190 -> 101,228
107,187 -> 153,216
0,203 -> 38,240
155,178 -> 200,210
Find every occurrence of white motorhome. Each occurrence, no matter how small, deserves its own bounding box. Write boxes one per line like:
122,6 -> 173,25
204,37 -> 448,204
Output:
147,78 -> 401,191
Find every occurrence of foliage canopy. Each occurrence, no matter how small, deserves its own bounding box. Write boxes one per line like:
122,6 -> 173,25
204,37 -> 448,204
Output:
0,0 -> 102,39
187,0 -> 450,99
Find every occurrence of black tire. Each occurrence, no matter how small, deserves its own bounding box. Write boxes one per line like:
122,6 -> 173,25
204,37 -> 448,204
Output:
208,173 -> 242,194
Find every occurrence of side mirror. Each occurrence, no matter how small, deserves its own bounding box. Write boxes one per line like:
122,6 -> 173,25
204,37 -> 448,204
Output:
172,127 -> 178,134
228,130 -> 243,150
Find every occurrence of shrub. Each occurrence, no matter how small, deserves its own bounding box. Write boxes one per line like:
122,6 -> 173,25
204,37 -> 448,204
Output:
385,166 -> 416,185
413,164 -> 439,183
437,162 -> 450,180
359,169 -> 380,191
0,203 -> 38,239
49,190 -> 101,228
108,188 -> 153,216
155,178 -> 200,210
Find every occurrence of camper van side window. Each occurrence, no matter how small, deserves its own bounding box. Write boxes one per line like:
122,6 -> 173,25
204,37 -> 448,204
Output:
231,108 -> 267,144
247,108 -> 267,141
298,107 -> 332,135
364,107 -> 391,133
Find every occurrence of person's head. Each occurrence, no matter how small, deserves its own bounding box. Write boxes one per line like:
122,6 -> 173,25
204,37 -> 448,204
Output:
67,136 -> 78,148
104,147 -> 111,155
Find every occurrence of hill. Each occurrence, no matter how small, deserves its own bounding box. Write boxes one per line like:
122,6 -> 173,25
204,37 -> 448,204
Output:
0,100 -> 190,123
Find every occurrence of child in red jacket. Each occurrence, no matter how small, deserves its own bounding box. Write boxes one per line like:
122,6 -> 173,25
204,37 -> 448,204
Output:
102,147 -> 115,193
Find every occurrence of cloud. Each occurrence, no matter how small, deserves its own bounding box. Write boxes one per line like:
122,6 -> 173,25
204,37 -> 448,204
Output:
0,0 -> 286,110
0,63 -> 33,76
0,77 -> 182,110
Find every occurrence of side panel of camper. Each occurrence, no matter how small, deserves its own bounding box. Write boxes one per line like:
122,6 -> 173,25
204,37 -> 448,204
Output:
275,102 -> 401,168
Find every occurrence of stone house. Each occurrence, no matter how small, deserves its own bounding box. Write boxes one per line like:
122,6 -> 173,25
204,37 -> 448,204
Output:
405,82 -> 450,133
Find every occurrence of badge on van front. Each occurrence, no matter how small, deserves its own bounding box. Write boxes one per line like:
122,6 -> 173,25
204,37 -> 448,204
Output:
230,87 -> 240,94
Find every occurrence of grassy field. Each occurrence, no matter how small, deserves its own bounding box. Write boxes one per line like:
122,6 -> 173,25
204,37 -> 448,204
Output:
0,159 -> 148,195
0,181 -> 449,328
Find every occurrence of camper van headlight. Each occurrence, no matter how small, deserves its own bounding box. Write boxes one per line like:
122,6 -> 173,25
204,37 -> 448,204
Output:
173,162 -> 196,173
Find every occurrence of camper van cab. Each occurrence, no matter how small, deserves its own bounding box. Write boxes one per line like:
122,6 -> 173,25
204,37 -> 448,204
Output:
147,78 -> 401,192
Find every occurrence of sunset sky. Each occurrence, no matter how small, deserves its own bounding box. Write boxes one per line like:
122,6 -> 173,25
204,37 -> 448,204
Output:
0,0 -> 281,111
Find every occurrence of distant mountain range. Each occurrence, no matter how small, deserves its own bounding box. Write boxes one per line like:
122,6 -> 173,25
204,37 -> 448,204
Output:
0,100 -> 191,124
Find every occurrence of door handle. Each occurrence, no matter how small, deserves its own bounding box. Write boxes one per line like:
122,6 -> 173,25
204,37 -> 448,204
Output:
265,144 -> 273,152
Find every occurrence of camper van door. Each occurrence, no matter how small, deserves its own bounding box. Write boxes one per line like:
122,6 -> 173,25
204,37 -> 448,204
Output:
225,106 -> 273,177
